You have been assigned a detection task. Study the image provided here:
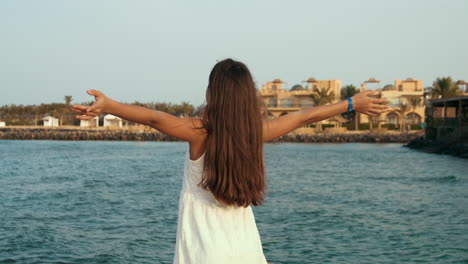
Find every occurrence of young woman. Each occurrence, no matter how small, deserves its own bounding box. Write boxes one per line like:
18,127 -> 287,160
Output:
71,58 -> 388,264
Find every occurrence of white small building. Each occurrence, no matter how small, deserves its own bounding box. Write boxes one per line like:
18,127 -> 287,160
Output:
103,114 -> 123,128
0,121 -> 5,127
80,116 -> 99,128
41,116 -> 59,127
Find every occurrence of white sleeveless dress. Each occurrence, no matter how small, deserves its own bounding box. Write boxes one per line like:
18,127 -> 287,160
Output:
173,148 -> 268,264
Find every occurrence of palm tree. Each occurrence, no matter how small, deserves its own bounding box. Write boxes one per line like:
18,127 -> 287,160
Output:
311,87 -> 336,106
397,102 -> 409,132
310,87 -> 336,131
290,84 -> 306,91
427,77 -> 463,119
60,96 -> 73,126
427,76 -> 462,99
406,96 -> 422,126
340,84 -> 357,99
64,96 -> 73,106
340,84 -> 358,130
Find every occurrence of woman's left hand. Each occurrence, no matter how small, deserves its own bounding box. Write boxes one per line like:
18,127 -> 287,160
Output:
70,90 -> 112,120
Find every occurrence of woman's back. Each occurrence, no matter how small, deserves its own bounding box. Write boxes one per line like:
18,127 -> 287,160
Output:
173,146 -> 267,264
72,58 -> 388,264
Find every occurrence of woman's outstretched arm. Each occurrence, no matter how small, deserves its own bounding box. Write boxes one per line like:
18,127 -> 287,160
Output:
262,90 -> 389,142
71,90 -> 204,142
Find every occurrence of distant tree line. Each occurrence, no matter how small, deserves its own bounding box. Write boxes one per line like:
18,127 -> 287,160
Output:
0,96 -> 203,126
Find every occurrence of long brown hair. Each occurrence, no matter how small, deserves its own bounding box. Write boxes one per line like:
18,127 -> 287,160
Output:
200,58 -> 265,207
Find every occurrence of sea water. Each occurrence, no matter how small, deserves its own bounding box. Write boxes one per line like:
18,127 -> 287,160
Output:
0,141 -> 467,264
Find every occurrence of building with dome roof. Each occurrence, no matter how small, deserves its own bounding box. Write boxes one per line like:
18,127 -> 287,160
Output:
359,78 -> 425,129
260,76 -> 428,132
258,78 -> 342,133
259,78 -> 341,117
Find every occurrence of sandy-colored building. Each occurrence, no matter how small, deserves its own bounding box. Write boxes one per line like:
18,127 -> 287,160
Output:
80,116 -> 99,128
426,96 -> 468,143
359,78 -> 425,127
259,78 -> 341,117
0,121 -> 5,127
103,114 -> 123,128
41,116 -> 59,127
259,76 -> 426,132
258,78 -> 344,134
457,80 -> 468,96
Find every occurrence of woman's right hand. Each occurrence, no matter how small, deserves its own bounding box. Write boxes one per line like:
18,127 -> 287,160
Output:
71,90 -> 112,120
351,90 -> 389,116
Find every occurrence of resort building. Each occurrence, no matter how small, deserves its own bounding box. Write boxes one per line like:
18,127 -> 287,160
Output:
0,121 -> 5,127
80,116 -> 99,128
258,78 -> 344,133
259,77 -> 427,133
359,78 -> 425,128
41,116 -> 59,127
426,96 -> 468,143
259,78 -> 341,117
103,114 -> 123,128
457,80 -> 468,95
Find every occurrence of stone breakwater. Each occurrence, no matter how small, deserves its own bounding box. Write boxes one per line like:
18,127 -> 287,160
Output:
405,136 -> 468,159
274,132 -> 422,143
0,127 -> 423,143
0,128 -> 179,141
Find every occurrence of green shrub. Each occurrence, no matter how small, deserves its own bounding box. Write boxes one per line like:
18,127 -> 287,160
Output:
382,124 -> 398,130
358,123 -> 370,130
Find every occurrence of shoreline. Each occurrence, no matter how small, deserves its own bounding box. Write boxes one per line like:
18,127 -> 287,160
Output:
0,127 -> 423,143
274,132 -> 422,143
405,137 -> 468,159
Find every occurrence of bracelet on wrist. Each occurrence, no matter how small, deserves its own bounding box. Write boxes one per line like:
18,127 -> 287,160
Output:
346,97 -> 353,113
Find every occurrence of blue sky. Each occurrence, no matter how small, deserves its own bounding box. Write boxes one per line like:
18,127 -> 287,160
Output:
1,0 -> 467,106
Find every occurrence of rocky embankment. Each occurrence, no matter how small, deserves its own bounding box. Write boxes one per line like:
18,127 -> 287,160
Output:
0,128 -> 179,141
405,136 -> 468,159
0,127 -> 423,143
274,132 -> 422,143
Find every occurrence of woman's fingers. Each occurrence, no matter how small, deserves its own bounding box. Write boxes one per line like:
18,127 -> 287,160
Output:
86,112 -> 98,117
71,108 -> 86,114
370,104 -> 388,109
365,111 -> 377,116
76,115 -> 93,120
71,105 -> 99,115
368,107 -> 388,115
371,98 -> 388,104
359,108 -> 387,116
71,106 -> 88,115
72,104 -> 88,110
76,114 -> 97,120
71,103 -> 100,114
74,111 -> 98,118
71,106 -> 88,113
71,91 -> 107,120
361,90 -> 376,96
86,105 -> 100,113
87,89 -> 104,98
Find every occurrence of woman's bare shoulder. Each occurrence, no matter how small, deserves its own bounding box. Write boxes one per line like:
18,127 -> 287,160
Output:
187,117 -> 207,135
187,118 -> 207,160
